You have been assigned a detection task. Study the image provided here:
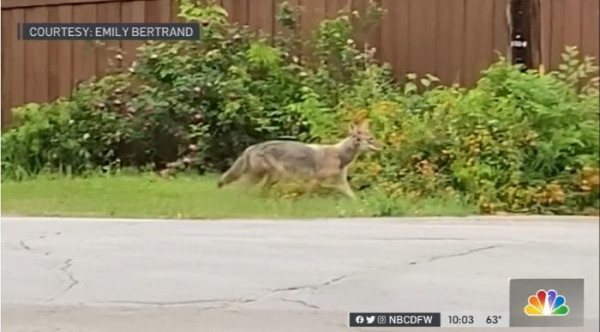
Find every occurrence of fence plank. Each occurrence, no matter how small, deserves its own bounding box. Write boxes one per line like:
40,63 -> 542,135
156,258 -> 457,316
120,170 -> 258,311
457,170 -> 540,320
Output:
540,0 -> 552,68
436,0 -> 464,85
300,0 -> 325,41
8,9 -> 26,114
145,0 -> 170,23
390,0 -> 408,82
581,0 -> 599,62
463,0 -> 494,86
121,1 -> 145,66
24,6 -> 49,103
326,0 -> 348,18
95,2 -> 121,76
56,6 -> 73,97
248,0 -> 274,36
2,10 -> 13,125
407,0 -> 436,78
48,5 -> 67,101
171,0 -> 182,22
529,0 -> 543,68
563,0 -> 582,50
228,0 -> 248,25
379,0 -> 395,70
492,0 -> 510,60
549,0 -> 565,68
221,0 -> 236,22
71,3 -> 97,87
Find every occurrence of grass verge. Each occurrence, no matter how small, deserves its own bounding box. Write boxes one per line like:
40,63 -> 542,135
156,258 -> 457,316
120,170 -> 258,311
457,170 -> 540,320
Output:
1,173 -> 476,219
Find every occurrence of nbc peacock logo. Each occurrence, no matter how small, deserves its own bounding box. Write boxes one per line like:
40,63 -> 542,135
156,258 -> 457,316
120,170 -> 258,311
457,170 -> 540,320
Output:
524,289 -> 570,316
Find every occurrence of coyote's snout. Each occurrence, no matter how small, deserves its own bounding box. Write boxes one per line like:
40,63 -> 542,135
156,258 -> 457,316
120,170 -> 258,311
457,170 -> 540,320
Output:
217,120 -> 381,199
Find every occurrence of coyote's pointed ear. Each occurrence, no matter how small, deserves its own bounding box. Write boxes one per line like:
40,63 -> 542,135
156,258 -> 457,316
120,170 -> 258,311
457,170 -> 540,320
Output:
348,123 -> 357,134
358,119 -> 370,131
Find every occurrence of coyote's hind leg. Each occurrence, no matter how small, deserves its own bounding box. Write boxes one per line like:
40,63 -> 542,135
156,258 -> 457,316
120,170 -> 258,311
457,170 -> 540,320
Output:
246,173 -> 266,187
261,174 -> 280,190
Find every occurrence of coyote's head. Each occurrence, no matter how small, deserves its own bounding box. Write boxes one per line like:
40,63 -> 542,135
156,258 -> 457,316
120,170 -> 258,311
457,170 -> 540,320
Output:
349,120 -> 382,152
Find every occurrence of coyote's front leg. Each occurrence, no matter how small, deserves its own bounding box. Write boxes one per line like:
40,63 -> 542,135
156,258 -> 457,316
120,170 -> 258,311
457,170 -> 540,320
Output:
335,168 -> 356,199
339,181 -> 356,199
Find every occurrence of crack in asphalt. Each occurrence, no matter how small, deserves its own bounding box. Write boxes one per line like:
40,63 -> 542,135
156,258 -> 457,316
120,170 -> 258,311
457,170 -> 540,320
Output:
17,232 -> 81,302
107,299 -> 238,306
102,274 -> 348,309
22,231 -> 499,309
365,237 -> 468,241
408,245 -> 500,265
104,296 -> 259,309
19,240 -> 31,251
279,297 -> 320,309
268,275 -> 347,293
85,246 -> 501,308
18,231 -> 62,253
34,234 -> 497,310
46,258 -> 80,302
56,259 -> 79,296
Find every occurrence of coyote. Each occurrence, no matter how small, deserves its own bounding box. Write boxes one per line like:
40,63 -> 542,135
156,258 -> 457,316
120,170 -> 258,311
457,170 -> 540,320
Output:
217,120 -> 381,199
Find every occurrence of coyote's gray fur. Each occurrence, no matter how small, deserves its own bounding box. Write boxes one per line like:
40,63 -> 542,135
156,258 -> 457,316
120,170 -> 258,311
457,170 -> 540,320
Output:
217,120 -> 381,199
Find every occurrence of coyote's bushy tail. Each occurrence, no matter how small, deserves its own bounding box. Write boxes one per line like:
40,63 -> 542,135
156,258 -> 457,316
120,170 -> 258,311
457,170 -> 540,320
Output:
217,152 -> 248,188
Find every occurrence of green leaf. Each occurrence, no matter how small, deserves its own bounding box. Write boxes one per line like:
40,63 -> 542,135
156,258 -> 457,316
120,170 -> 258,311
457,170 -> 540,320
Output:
404,82 -> 417,95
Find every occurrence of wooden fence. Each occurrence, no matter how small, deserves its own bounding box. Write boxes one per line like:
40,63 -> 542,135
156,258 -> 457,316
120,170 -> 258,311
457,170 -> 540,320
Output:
1,0 -> 598,126
540,0 -> 599,70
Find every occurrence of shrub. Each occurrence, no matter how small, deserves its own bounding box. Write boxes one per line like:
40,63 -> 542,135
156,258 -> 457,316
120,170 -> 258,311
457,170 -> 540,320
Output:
347,52 -> 599,214
2,74 -> 132,179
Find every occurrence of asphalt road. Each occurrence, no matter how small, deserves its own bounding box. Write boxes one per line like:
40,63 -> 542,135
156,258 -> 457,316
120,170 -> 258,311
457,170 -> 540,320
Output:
2,216 -> 598,332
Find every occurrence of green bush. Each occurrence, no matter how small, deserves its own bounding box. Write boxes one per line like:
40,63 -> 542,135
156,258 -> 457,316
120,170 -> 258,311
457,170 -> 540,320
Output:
1,74 -> 132,179
1,0 -> 598,215
347,51 -> 599,215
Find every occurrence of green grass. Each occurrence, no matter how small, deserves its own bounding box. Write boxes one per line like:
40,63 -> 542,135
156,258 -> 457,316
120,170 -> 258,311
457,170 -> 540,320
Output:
1,173 -> 476,219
